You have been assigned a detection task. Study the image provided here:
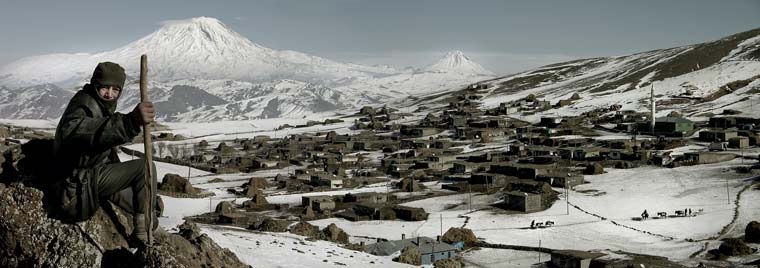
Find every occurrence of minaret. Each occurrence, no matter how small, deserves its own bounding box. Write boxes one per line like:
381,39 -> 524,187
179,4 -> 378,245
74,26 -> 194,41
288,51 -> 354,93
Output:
650,84 -> 656,134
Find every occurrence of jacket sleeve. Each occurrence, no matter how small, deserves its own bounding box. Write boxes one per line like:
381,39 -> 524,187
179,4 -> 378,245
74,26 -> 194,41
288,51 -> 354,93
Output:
57,104 -> 142,151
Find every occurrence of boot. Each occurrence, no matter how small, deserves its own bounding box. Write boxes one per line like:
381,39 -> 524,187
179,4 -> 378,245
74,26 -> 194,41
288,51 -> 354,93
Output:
130,213 -> 149,248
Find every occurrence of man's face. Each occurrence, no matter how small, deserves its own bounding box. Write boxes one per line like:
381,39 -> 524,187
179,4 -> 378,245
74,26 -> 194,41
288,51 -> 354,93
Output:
97,85 -> 121,101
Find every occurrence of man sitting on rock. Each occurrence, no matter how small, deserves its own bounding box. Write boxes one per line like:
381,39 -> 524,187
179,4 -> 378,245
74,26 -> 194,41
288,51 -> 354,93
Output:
52,62 -> 158,247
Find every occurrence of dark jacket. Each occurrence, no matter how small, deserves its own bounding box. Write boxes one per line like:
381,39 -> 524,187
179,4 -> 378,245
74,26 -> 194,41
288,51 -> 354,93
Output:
52,85 -> 142,221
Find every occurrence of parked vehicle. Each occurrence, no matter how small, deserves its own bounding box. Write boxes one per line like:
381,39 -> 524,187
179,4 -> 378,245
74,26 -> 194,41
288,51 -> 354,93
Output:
708,142 -> 728,151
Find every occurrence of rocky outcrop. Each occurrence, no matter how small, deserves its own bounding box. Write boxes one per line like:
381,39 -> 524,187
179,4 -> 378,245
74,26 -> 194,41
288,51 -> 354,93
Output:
215,201 -> 235,215
396,245 -> 422,265
717,238 -> 753,257
242,188 -> 269,209
244,177 -> 268,197
434,258 -> 462,268
441,227 -> 478,246
321,223 -> 349,244
584,163 -> 604,175
289,221 -> 322,239
0,182 -> 250,268
746,221 -> 760,243
253,218 -> 290,232
160,173 -> 197,195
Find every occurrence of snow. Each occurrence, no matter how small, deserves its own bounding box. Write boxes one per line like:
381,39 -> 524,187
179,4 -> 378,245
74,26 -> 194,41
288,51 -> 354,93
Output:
0,17 -> 397,88
460,248 -> 550,268
0,17 -> 495,122
201,225 -> 413,268
424,50 -> 494,75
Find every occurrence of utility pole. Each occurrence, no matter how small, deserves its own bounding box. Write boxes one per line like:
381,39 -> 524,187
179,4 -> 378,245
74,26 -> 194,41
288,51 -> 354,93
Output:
468,184 -> 472,212
726,177 -> 730,205
538,239 -> 542,263
566,183 -> 569,215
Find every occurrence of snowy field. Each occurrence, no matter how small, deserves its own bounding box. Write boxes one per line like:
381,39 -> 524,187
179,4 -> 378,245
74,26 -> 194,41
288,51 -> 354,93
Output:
201,225 -> 414,268
460,248 -> 551,268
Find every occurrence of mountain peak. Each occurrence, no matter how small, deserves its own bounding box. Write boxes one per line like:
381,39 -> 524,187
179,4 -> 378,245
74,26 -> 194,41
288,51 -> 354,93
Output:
158,17 -> 229,32
424,50 -> 493,75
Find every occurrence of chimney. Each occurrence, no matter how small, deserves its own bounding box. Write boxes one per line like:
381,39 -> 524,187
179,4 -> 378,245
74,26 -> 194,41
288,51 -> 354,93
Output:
402,233 -> 406,240
436,235 -> 441,242
416,236 -> 420,245
360,241 -> 365,247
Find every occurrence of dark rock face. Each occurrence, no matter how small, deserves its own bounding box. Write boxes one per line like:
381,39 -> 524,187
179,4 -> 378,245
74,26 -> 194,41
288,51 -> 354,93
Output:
321,223 -> 349,244
0,182 -> 250,268
746,221 -> 760,243
441,227 -> 478,245
0,183 -> 106,267
160,173 -> 197,194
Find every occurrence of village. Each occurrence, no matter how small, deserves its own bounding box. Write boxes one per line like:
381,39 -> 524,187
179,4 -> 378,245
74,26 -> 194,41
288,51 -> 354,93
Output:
90,82 -> 760,267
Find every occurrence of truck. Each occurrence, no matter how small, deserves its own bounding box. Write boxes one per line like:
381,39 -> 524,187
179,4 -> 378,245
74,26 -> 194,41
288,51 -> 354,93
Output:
708,142 -> 728,151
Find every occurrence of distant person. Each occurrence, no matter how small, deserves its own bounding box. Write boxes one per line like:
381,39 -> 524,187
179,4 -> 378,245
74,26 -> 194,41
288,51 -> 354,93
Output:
51,62 -> 159,247
531,220 -> 535,228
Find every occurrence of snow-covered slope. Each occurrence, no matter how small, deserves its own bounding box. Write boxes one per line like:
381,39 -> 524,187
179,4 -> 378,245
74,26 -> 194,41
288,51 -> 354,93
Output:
459,28 -> 760,122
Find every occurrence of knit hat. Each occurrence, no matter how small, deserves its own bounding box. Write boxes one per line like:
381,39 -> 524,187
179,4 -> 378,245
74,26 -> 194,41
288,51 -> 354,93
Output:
90,62 -> 126,89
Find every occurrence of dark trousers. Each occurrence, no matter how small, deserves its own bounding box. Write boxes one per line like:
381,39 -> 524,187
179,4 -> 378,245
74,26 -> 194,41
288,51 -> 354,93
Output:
96,159 -> 157,215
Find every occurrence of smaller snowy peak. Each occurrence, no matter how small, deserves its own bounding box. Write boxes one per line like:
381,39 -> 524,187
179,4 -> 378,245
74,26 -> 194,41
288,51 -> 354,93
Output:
424,50 -> 493,75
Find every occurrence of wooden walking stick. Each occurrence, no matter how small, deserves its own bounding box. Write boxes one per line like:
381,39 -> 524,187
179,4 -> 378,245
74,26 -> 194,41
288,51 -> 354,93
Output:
139,54 -> 155,250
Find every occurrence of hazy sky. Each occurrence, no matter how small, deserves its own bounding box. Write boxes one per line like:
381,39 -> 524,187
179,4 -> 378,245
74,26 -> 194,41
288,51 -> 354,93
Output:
1,0 -> 758,74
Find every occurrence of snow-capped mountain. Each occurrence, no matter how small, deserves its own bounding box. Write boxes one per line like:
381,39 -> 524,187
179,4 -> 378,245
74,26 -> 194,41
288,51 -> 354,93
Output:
424,50 -> 493,75
0,17 -> 496,121
0,17 -> 396,88
461,27 -> 760,121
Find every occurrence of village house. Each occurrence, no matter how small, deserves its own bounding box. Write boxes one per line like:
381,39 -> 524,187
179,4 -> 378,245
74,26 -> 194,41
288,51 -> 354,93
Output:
709,116 -> 760,129
549,250 -> 606,268
540,117 -> 563,128
536,173 -> 584,188
451,161 -> 489,174
607,149 -> 638,161
301,195 -> 334,207
311,198 -> 336,212
353,203 -> 396,220
682,152 -> 735,165
639,117 -> 695,136
400,127 -> 440,138
343,192 -> 388,204
699,129 -> 738,142
365,236 -> 457,265
527,146 -> 558,157
502,191 -> 543,213
558,147 -> 604,161
728,136 -> 750,148
469,173 -> 509,186
393,205 -> 429,221
310,173 -> 344,189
